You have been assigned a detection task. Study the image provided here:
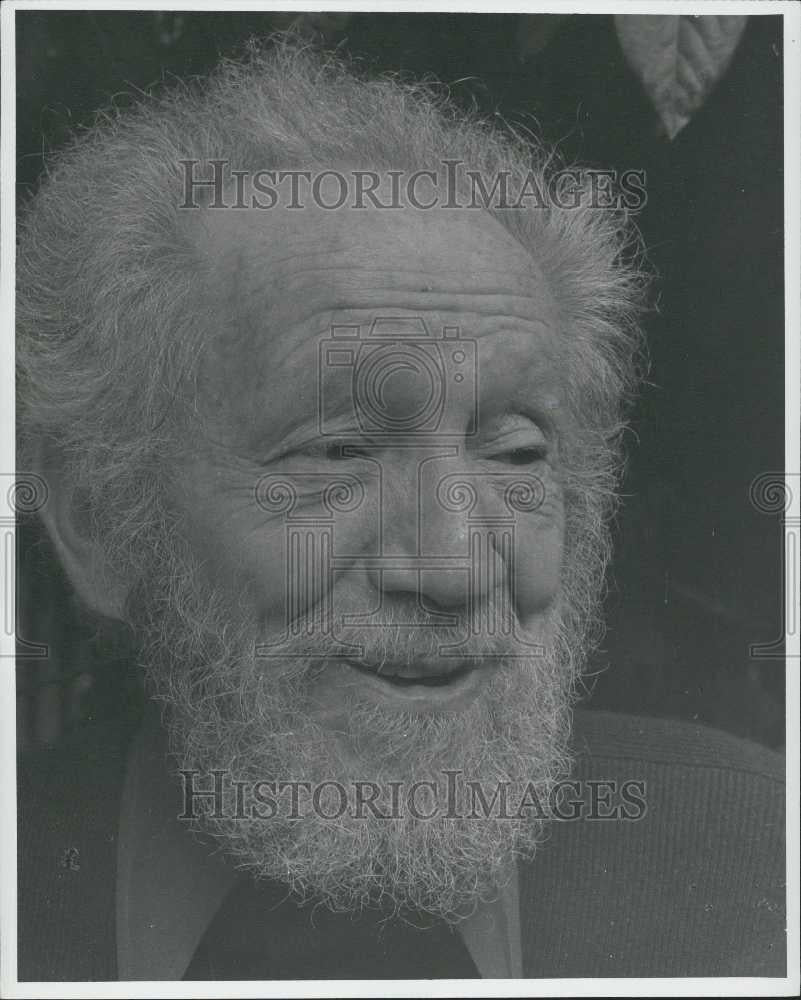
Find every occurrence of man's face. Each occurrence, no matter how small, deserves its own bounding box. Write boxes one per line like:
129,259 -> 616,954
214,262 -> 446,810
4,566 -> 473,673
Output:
179,199 -> 564,725
138,199 -> 577,917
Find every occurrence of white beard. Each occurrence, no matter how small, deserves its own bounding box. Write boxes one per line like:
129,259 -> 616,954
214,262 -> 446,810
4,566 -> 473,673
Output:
134,552 -> 578,923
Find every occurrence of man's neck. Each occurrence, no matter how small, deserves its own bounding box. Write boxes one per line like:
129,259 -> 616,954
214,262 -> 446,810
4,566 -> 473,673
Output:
457,861 -> 522,978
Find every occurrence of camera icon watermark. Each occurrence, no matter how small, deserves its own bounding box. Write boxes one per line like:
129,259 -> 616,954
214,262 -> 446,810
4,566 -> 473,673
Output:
256,319 -> 547,662
318,317 -> 477,437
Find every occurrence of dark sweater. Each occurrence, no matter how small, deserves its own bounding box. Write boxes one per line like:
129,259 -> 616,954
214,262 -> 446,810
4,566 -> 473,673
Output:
17,709 -> 786,980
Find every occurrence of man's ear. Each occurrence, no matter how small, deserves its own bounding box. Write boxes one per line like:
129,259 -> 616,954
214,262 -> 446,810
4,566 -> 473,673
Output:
33,447 -> 129,621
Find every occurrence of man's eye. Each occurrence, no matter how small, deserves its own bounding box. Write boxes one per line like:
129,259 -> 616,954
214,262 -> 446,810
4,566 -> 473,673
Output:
489,445 -> 547,466
320,442 -> 347,461
296,441 -> 372,462
284,441 -> 349,462
323,442 -> 374,460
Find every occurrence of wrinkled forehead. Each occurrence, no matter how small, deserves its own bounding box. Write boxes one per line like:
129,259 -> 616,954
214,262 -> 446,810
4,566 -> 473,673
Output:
187,200 -> 562,438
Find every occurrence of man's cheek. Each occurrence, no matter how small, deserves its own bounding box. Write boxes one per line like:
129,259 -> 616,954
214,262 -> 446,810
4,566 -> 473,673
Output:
513,517 -> 563,615
232,510 -> 376,626
185,520 -> 298,626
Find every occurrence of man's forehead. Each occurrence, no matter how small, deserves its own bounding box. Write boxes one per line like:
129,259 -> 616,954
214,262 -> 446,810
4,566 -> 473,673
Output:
198,195 -> 544,280
189,201 -> 562,438
195,200 -> 554,326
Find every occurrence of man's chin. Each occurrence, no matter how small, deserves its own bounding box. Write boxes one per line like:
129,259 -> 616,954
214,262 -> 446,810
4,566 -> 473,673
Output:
304,668 -> 499,777
194,777 -> 545,924
168,657 -> 571,923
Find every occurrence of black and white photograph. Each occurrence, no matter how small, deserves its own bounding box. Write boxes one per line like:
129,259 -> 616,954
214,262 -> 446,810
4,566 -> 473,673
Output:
2,2 -> 799,995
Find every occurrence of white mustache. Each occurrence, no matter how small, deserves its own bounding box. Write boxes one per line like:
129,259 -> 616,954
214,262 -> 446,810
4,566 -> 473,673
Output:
254,591 -> 551,675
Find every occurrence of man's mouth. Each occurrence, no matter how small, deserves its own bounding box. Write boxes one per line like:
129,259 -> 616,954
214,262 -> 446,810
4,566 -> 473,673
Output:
339,655 -> 487,710
345,657 -> 474,687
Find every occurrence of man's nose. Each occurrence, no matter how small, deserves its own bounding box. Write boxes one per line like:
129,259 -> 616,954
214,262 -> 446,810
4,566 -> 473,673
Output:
365,455 -> 504,612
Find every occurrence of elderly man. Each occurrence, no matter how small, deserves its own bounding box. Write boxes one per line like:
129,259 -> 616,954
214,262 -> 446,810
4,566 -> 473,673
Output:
16,42 -> 784,981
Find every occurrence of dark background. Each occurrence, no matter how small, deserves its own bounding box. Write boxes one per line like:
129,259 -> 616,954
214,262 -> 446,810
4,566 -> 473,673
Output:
15,12 -> 785,748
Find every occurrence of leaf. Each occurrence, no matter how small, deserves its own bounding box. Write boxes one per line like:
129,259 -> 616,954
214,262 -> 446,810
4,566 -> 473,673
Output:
614,14 -> 749,139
